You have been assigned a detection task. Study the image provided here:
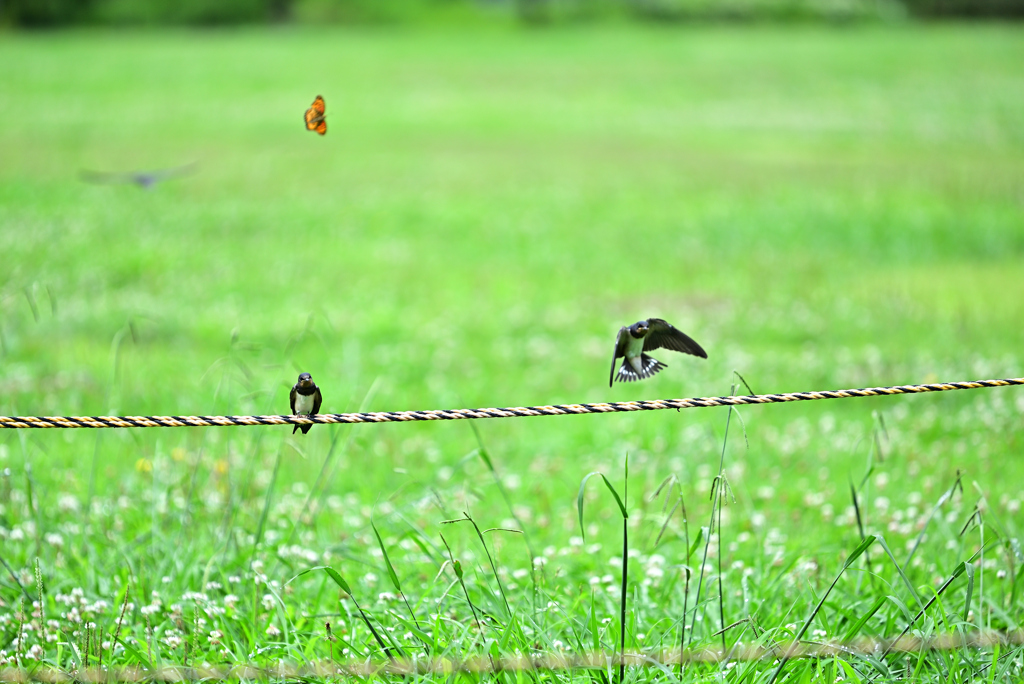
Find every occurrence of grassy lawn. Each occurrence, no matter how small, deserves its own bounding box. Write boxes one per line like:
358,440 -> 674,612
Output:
1,23 -> 1023,680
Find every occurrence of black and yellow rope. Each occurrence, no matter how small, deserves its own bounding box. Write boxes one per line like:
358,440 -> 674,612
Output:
1,377 -> 1021,430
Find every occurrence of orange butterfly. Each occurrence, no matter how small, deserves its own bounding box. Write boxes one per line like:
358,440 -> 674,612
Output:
304,95 -> 326,135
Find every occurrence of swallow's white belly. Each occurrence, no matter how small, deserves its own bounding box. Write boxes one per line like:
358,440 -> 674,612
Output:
294,393 -> 315,415
625,336 -> 646,372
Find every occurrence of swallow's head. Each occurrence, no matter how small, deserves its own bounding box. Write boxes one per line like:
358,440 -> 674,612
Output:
630,320 -> 650,338
297,372 -> 313,387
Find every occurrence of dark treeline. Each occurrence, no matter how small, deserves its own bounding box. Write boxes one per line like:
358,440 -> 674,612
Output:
4,0 -> 1023,27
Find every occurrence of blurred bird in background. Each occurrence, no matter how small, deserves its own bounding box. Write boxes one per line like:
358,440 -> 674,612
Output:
79,162 -> 197,190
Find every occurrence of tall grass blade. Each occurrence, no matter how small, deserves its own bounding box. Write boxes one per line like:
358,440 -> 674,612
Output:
577,459 -> 629,684
874,536 -> 924,612
371,519 -> 402,595
964,561 -> 976,625
842,595 -> 886,641
370,518 -> 428,651
319,566 -> 396,662
578,472 -> 628,540
769,534 -> 876,684
441,512 -> 514,618
880,547 -> 994,658
689,395 -> 736,648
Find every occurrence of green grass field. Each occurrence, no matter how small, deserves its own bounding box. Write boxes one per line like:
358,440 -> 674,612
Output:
1,24 -> 1023,681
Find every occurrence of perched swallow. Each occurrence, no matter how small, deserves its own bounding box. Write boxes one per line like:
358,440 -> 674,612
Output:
289,372 -> 323,434
610,318 -> 707,387
79,162 -> 198,190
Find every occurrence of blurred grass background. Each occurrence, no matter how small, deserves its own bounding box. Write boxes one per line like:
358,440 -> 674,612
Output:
0,19 -> 1022,674
2,20 -> 1021,531
4,0 -> 1024,27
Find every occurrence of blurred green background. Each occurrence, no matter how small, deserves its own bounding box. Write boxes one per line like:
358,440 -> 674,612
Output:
2,19 -> 1021,535
4,0 -> 1024,27
0,13 -> 1023,674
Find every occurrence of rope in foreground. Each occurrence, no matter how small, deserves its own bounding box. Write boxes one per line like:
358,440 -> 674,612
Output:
1,377 -> 1021,430
0,631 -> 1021,681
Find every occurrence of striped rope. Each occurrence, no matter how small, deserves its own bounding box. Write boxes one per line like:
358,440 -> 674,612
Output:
0,631 -> 1020,681
0,377 -> 1021,430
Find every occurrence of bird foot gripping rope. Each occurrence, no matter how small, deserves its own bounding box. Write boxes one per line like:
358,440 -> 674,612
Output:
0,378 -> 1021,429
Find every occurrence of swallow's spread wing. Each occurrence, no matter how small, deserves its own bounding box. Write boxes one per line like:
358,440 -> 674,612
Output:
312,387 -> 323,417
305,95 -> 326,135
609,326 -> 630,387
643,318 -> 707,359
616,354 -> 667,383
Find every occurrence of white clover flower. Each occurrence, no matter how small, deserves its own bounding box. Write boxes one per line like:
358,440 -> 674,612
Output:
266,624 -> 281,637
58,494 -> 80,513
141,602 -> 162,616
85,600 -> 110,614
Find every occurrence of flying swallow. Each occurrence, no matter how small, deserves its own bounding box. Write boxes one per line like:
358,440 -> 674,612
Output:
610,318 -> 707,387
80,162 -> 198,190
289,372 -> 323,434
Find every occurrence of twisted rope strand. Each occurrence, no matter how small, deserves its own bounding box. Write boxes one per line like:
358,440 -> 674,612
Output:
1,377 -> 1021,430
